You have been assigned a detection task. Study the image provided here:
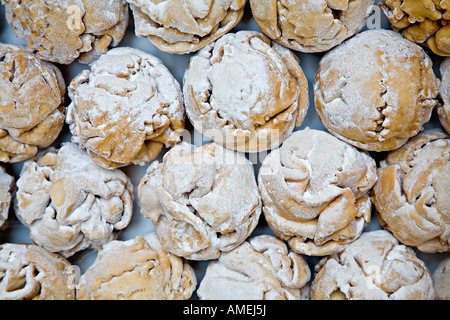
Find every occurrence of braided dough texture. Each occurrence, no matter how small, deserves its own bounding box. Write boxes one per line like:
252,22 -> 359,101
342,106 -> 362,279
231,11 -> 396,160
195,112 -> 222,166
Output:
0,44 -> 65,163
183,30 -> 309,153
439,57 -> 450,133
433,256 -> 450,300
0,166 -> 14,232
314,29 -> 439,152
127,0 -> 246,54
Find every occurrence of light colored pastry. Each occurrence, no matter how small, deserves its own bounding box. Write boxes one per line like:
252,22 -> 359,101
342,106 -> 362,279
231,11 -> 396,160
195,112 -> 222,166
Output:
15,142 -> 134,258
127,0 -> 247,54
138,142 -> 261,260
433,257 -> 450,300
381,0 -> 450,56
67,47 -> 185,169
0,43 -> 65,163
0,166 -> 14,232
258,128 -> 377,256
250,0 -> 375,53
311,230 -> 435,300
1,0 -> 129,64
76,233 -> 197,300
314,29 -> 440,152
0,243 -> 75,300
183,30 -> 309,153
439,58 -> 450,134
197,234 -> 311,300
372,129 -> 450,253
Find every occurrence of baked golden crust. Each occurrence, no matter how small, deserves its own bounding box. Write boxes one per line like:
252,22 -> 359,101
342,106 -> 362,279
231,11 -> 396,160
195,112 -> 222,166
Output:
0,243 -> 75,300
0,166 -> 13,232
183,31 -> 309,153
127,0 -> 246,54
311,230 -> 435,300
372,129 -> 450,253
15,143 -> 134,258
76,233 -> 197,300
67,47 -> 185,169
439,58 -> 450,134
0,44 -> 65,163
433,257 -> 450,300
381,0 -> 450,56
250,0 -> 375,53
314,29 -> 440,152
1,0 -> 129,64
138,142 -> 261,260
258,128 -> 377,256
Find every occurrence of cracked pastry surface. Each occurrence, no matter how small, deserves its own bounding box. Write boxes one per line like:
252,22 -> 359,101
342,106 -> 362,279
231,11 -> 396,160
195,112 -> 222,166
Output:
433,257 -> 450,300
138,142 -> 261,260
258,128 -> 377,256
250,0 -> 375,53
15,143 -> 134,258
372,129 -> 450,253
127,0 -> 247,54
76,233 -> 197,300
67,47 -> 185,169
0,166 -> 14,232
0,44 -> 65,163
197,235 -> 311,300
311,230 -> 435,300
1,0 -> 129,64
0,243 -> 75,300
381,0 -> 450,56
314,29 -> 440,152
439,58 -> 450,134
183,30 -> 309,153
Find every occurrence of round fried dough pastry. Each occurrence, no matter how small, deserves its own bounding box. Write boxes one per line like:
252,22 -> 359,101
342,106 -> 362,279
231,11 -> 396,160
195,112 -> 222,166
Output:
0,243 -> 75,300
77,233 -> 197,300
433,257 -> 450,300
0,44 -> 65,163
15,143 -> 134,258
439,58 -> 450,134
0,166 -> 14,232
311,230 -> 435,300
183,30 -> 309,153
127,0 -> 247,54
197,235 -> 311,300
1,0 -> 129,64
314,29 -> 440,152
138,142 -> 261,260
67,47 -> 185,169
372,129 -> 450,253
250,0 -> 375,53
258,128 -> 377,256
381,0 -> 450,56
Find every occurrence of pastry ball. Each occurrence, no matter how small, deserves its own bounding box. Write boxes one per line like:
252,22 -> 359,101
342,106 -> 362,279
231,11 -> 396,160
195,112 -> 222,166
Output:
127,0 -> 247,54
0,44 -> 65,163
0,243 -> 75,300
381,0 -> 450,56
138,142 -> 261,260
314,29 -> 440,152
258,128 -> 377,256
311,230 -> 435,300
250,0 -> 375,53
183,30 -> 309,153
0,166 -> 14,232
372,130 -> 450,253
77,233 -> 197,300
1,0 -> 129,64
67,47 -> 185,169
439,58 -> 450,134
433,257 -> 450,300
197,235 -> 311,300
15,143 -> 134,258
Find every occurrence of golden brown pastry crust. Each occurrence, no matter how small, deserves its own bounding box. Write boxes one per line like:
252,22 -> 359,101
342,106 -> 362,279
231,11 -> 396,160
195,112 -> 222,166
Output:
433,257 -> 450,300
372,129 -> 450,253
127,0 -> 246,54
138,142 -> 261,260
183,31 -> 309,153
76,233 -> 197,300
67,47 -> 185,169
1,0 -> 129,64
0,44 -> 65,163
0,243 -> 75,300
314,29 -> 440,152
250,0 -> 375,53
258,128 -> 377,256
381,0 -> 450,56
439,58 -> 450,134
0,166 -> 13,232
311,230 -> 435,300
